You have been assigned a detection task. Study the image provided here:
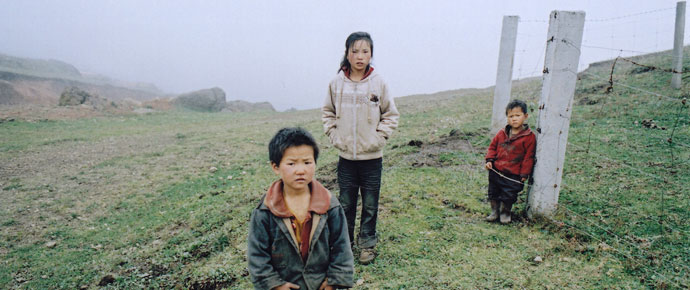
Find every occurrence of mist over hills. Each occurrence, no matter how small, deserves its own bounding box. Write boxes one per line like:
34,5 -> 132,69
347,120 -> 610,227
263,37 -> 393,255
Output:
0,53 -> 275,114
0,53 -> 165,106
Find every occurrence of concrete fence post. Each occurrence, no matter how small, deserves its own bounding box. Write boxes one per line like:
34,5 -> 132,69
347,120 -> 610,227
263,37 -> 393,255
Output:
527,11 -> 585,218
671,1 -> 686,89
491,16 -> 520,135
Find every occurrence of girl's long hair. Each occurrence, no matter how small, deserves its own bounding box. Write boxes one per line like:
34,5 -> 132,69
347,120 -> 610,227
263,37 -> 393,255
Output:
338,32 -> 374,73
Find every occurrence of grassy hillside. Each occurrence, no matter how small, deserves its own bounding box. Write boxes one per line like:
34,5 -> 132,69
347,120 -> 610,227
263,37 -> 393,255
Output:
0,53 -> 82,80
0,48 -> 688,289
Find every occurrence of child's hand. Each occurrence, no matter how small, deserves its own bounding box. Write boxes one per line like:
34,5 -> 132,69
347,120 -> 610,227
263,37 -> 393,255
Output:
485,162 -> 493,170
521,177 -> 527,182
318,278 -> 333,290
273,282 -> 300,290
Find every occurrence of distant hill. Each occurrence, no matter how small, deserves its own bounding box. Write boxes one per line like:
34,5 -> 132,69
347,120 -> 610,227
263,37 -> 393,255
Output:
0,53 -> 164,105
0,53 -> 277,115
0,53 -> 81,80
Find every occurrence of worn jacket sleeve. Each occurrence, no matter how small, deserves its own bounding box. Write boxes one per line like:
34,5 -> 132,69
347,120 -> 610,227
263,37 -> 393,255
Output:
376,82 -> 399,139
248,209 -> 285,290
519,133 -> 537,178
326,206 -> 354,288
485,132 -> 500,162
322,82 -> 338,138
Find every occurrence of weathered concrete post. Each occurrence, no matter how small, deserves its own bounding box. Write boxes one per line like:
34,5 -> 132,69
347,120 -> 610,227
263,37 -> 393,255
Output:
671,1 -> 686,89
527,11 -> 585,218
491,16 -> 520,135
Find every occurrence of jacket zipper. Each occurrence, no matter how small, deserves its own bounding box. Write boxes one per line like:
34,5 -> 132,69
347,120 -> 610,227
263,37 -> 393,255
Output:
352,83 -> 358,159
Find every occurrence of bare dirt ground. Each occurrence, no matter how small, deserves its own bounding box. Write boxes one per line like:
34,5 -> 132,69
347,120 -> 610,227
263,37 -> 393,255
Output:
0,118 -> 225,252
0,104 -> 136,121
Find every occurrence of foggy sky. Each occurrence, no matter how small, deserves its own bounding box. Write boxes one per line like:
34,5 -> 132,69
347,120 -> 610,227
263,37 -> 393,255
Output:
1,0 -> 688,110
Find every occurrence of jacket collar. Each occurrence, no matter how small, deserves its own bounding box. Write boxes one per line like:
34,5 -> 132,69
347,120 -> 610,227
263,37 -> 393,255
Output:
503,124 -> 532,141
263,179 -> 331,218
341,66 -> 375,81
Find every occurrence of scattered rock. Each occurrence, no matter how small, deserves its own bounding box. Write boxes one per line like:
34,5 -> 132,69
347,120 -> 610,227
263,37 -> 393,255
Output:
598,242 -> 612,252
59,87 -> 90,106
226,175 -> 233,180
90,244 -> 103,250
533,256 -> 543,263
152,239 -> 163,247
356,278 -> 365,286
407,140 -> 423,147
98,274 -> 115,286
45,241 -> 57,248
172,87 -> 226,112
209,166 -> 218,173
640,119 -> 666,130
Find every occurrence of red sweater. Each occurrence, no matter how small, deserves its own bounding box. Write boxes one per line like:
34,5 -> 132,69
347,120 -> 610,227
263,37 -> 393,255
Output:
485,125 -> 536,178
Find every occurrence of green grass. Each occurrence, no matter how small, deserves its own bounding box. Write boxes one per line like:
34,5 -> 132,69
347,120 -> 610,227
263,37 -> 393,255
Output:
1,48 -> 689,289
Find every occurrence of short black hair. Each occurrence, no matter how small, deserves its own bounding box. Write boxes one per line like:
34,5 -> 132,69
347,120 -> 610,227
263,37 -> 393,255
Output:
268,127 -> 319,166
506,99 -> 528,114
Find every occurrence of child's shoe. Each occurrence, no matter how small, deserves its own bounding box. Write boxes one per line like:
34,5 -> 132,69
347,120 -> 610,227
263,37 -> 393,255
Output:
359,248 -> 376,264
500,201 -> 513,224
485,200 -> 500,222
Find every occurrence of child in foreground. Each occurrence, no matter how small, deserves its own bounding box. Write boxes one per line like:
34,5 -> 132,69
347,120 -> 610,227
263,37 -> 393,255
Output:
485,99 -> 536,224
248,127 -> 354,290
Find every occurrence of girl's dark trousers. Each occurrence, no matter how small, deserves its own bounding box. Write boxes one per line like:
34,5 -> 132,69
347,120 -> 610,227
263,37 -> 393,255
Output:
337,156 -> 382,249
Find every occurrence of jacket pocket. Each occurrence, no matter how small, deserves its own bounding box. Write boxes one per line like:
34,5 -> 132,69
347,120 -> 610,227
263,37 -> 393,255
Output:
330,129 -> 346,152
359,132 -> 386,154
270,234 -> 291,269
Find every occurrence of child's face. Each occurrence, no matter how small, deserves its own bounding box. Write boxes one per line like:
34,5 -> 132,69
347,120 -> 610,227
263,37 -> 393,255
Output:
347,40 -> 372,73
271,145 -> 315,194
506,107 -> 528,130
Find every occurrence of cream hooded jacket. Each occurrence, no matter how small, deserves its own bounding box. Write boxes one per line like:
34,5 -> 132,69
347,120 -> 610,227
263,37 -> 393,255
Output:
322,69 -> 399,160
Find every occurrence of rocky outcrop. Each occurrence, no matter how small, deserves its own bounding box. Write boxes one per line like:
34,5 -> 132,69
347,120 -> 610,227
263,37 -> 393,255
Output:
58,86 -> 115,109
59,87 -> 90,106
172,87 -> 226,112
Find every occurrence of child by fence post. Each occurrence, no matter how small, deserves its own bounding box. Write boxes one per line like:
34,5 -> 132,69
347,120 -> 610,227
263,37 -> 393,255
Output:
485,99 -> 536,224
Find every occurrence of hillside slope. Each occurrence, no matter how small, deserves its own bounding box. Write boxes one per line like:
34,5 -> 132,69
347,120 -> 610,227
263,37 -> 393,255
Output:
0,53 -> 164,105
0,48 -> 687,289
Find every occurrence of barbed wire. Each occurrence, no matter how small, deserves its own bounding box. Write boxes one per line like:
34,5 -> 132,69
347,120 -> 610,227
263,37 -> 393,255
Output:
580,44 -> 655,55
486,8 -> 689,287
519,19 -> 548,23
618,56 -> 687,74
568,141 -> 671,183
585,7 -> 675,22
585,17 -> 674,32
559,202 -> 690,270
579,71 -> 682,102
554,212 -> 688,289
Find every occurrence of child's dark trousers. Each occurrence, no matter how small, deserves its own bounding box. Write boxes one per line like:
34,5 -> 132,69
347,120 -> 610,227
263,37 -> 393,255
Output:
488,169 -> 524,204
